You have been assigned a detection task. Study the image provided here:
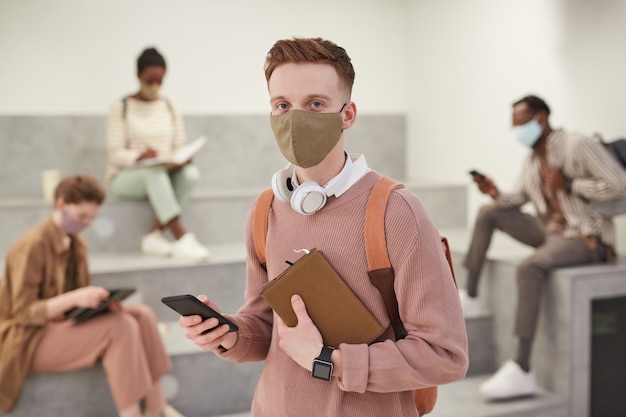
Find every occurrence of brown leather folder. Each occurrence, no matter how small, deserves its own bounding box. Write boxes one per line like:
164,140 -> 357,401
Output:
260,248 -> 384,348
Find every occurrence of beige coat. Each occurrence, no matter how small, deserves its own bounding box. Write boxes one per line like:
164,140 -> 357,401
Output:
0,217 -> 90,412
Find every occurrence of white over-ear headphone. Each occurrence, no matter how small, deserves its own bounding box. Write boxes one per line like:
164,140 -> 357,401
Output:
271,154 -> 369,215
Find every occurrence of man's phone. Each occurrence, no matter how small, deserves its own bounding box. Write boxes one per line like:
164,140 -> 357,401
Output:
161,294 -> 239,333
469,169 -> 485,179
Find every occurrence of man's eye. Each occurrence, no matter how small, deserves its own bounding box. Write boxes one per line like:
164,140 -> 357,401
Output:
277,103 -> 288,110
311,102 -> 322,109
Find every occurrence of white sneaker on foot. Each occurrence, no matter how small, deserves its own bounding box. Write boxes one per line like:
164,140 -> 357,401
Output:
479,359 -> 538,400
459,288 -> 486,318
141,230 -> 172,257
171,233 -> 210,260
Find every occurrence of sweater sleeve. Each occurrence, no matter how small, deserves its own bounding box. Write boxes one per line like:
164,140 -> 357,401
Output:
494,156 -> 534,210
337,190 -> 469,393
216,201 -> 274,363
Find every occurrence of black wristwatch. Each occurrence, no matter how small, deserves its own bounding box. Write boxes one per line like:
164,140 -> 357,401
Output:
312,346 -> 335,381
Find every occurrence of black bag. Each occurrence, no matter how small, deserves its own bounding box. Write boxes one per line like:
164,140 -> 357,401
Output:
587,135 -> 626,216
603,137 -> 626,168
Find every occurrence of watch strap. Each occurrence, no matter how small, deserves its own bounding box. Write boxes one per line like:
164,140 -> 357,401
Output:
316,345 -> 334,362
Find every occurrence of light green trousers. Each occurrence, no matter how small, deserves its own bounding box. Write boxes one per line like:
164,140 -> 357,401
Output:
109,164 -> 200,224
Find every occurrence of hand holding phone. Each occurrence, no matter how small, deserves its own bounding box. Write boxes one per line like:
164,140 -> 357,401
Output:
468,169 -> 499,198
468,169 -> 485,180
161,294 -> 238,333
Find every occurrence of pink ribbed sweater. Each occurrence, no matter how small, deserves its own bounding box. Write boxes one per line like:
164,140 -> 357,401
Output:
220,171 -> 468,417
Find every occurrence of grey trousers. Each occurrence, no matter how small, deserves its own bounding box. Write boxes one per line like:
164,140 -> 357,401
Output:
463,204 -> 604,340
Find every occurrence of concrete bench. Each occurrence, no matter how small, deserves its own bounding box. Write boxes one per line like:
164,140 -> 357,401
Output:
443,228 -> 626,417
0,320 -> 263,417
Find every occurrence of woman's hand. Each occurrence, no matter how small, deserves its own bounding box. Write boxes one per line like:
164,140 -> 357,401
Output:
137,147 -> 158,161
70,286 -> 110,309
46,286 -> 110,320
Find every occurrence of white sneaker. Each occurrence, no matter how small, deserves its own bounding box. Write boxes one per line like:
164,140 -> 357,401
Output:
479,360 -> 538,400
145,404 -> 187,417
141,230 -> 172,257
171,233 -> 210,260
459,288 -> 486,318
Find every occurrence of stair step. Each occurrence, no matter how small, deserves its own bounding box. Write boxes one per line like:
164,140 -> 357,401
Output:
208,374 -> 570,417
0,181 -> 467,256
431,375 -> 568,417
0,114 -> 408,199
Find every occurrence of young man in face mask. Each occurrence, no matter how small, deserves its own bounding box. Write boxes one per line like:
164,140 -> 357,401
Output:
460,95 -> 626,400
0,175 -> 186,417
178,37 -> 468,417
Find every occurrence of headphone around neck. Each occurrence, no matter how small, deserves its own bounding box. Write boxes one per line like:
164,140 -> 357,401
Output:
271,154 -> 368,215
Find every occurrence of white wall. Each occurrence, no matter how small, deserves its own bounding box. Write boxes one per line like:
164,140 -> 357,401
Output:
0,0 -> 409,114
408,0 -> 626,246
2,0 -> 626,246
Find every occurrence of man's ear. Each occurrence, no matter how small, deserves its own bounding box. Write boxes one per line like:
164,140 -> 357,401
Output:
341,101 -> 357,130
536,110 -> 549,128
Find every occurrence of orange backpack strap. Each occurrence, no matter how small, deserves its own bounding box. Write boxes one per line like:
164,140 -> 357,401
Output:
365,176 -> 453,416
365,176 -> 406,340
253,188 -> 274,268
365,176 -> 458,341
365,176 -> 404,271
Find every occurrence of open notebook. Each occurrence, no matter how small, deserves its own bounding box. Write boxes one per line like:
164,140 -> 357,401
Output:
65,288 -> 136,324
136,136 -> 207,169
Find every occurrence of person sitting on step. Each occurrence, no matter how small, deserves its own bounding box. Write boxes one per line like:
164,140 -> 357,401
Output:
460,94 -> 626,400
105,46 -> 209,261
0,175 -> 186,417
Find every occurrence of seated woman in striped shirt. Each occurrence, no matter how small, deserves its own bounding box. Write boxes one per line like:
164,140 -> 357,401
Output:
105,47 -> 209,261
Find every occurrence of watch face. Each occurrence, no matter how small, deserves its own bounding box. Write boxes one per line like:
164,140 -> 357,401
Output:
312,361 -> 333,381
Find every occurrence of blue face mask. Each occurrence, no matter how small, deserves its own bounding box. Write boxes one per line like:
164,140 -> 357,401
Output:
513,118 -> 543,148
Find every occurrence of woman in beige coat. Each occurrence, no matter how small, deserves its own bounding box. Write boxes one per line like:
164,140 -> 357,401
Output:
0,175 -> 184,417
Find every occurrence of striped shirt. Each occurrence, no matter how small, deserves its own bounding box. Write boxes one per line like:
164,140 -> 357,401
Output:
105,97 -> 187,182
496,129 -> 626,246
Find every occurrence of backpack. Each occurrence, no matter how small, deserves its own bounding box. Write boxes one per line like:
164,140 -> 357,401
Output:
253,175 -> 458,416
587,136 -> 626,216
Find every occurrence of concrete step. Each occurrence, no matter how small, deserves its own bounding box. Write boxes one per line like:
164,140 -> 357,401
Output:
0,320 -> 262,417
210,374 -> 569,417
443,227 -> 626,417
88,244 -> 248,323
430,375 -> 568,417
0,114 -> 407,199
0,182 -> 468,256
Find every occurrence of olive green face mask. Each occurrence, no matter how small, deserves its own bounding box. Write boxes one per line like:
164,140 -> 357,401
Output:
270,107 -> 345,168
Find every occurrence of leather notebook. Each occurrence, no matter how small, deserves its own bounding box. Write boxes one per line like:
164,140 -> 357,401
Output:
260,248 -> 384,348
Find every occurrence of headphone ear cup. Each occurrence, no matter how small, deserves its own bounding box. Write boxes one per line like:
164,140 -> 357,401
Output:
271,168 -> 294,203
290,181 -> 327,215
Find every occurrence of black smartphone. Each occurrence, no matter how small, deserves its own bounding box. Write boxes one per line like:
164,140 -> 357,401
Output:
469,169 -> 485,179
161,294 -> 239,333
